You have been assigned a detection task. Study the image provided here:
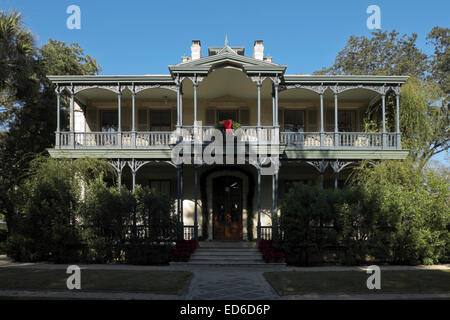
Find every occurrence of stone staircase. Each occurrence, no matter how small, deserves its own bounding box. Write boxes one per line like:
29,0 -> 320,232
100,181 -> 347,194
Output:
173,241 -> 285,267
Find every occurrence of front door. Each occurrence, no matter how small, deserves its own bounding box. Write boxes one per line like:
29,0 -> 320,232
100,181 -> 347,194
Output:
213,176 -> 243,240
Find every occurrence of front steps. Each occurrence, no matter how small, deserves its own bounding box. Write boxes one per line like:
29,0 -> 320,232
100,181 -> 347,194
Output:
171,241 -> 286,267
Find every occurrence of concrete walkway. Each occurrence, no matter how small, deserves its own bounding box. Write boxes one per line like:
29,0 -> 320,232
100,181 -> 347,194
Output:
0,255 -> 449,300
184,266 -> 282,300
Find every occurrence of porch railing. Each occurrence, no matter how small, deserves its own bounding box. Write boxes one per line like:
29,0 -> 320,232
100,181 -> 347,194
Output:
280,132 -> 399,149
183,225 -> 195,241
56,130 -> 399,150
258,226 -> 273,241
57,131 -> 173,149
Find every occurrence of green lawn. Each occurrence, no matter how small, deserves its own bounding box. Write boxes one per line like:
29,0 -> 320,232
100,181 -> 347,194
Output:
264,270 -> 450,295
0,268 -> 193,294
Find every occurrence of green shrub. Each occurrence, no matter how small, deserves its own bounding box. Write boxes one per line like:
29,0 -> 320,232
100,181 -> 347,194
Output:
4,157 -> 111,263
279,161 -> 449,266
4,233 -> 37,262
280,182 -> 338,266
4,158 -> 83,262
134,186 -> 178,242
82,178 -> 135,263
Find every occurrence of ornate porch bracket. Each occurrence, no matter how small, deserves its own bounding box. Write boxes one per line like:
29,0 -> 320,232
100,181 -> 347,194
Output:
72,84 -> 122,94
279,84 -> 327,94
127,159 -> 150,174
306,160 -> 329,174
250,75 -> 267,85
133,84 -> 178,94
330,160 -> 354,174
107,159 -> 127,188
188,74 -> 205,86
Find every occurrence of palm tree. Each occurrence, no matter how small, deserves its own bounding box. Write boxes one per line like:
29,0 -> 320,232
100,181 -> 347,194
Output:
0,10 -> 37,124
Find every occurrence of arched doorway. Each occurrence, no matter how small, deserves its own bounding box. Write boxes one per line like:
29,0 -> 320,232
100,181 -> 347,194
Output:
204,168 -> 252,241
212,176 -> 243,240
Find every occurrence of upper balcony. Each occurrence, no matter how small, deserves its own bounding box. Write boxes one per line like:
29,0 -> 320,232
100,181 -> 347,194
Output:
48,70 -> 407,157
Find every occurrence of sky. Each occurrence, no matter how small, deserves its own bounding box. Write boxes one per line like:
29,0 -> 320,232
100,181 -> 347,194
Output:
1,0 -> 449,164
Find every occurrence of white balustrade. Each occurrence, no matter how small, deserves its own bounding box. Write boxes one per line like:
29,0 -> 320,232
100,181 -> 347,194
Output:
57,130 -> 397,149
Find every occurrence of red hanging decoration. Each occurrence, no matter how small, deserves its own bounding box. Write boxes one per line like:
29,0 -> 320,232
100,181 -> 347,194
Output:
222,120 -> 233,134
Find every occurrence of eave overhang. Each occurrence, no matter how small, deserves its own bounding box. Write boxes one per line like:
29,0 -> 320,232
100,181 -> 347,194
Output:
47,75 -> 175,85
283,75 -> 409,85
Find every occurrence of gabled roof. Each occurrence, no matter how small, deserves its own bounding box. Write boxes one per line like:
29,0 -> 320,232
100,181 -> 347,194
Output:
169,45 -> 286,76
208,46 -> 245,56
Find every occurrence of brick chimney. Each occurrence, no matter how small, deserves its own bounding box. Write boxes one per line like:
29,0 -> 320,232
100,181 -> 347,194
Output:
253,40 -> 264,60
191,40 -> 201,60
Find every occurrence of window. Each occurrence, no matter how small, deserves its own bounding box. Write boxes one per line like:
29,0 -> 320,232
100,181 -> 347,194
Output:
150,110 -> 171,131
338,110 -> 355,132
217,110 -> 238,122
100,110 -> 118,132
149,180 -> 172,196
326,110 -> 356,132
284,110 -> 305,132
138,109 -> 148,131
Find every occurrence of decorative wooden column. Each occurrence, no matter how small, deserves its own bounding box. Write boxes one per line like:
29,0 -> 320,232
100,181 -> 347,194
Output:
55,85 -> 61,147
381,88 -> 386,148
334,90 -> 339,147
176,76 -> 181,128
257,76 -> 262,127
272,164 -> 279,240
394,86 -> 401,149
319,90 -> 324,147
192,75 -> 199,123
178,79 -> 183,127
194,164 -> 199,241
257,166 -> 262,241
177,164 -> 184,238
131,83 -> 136,148
117,83 -> 122,148
272,77 -> 280,127
70,84 -> 75,148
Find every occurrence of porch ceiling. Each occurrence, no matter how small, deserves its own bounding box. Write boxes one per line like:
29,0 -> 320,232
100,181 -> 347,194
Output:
182,67 -> 272,99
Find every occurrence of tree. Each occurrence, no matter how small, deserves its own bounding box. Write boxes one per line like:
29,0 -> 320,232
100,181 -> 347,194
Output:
427,27 -> 450,95
400,77 -> 449,165
0,10 -> 38,126
0,10 -> 101,232
314,30 -> 429,78
316,28 -> 449,167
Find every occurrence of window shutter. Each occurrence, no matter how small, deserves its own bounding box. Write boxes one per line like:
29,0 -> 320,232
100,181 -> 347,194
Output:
239,108 -> 250,125
307,110 -> 317,132
205,108 -> 216,125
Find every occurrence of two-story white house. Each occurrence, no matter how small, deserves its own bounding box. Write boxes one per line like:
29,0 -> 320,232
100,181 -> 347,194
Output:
47,39 -> 408,242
